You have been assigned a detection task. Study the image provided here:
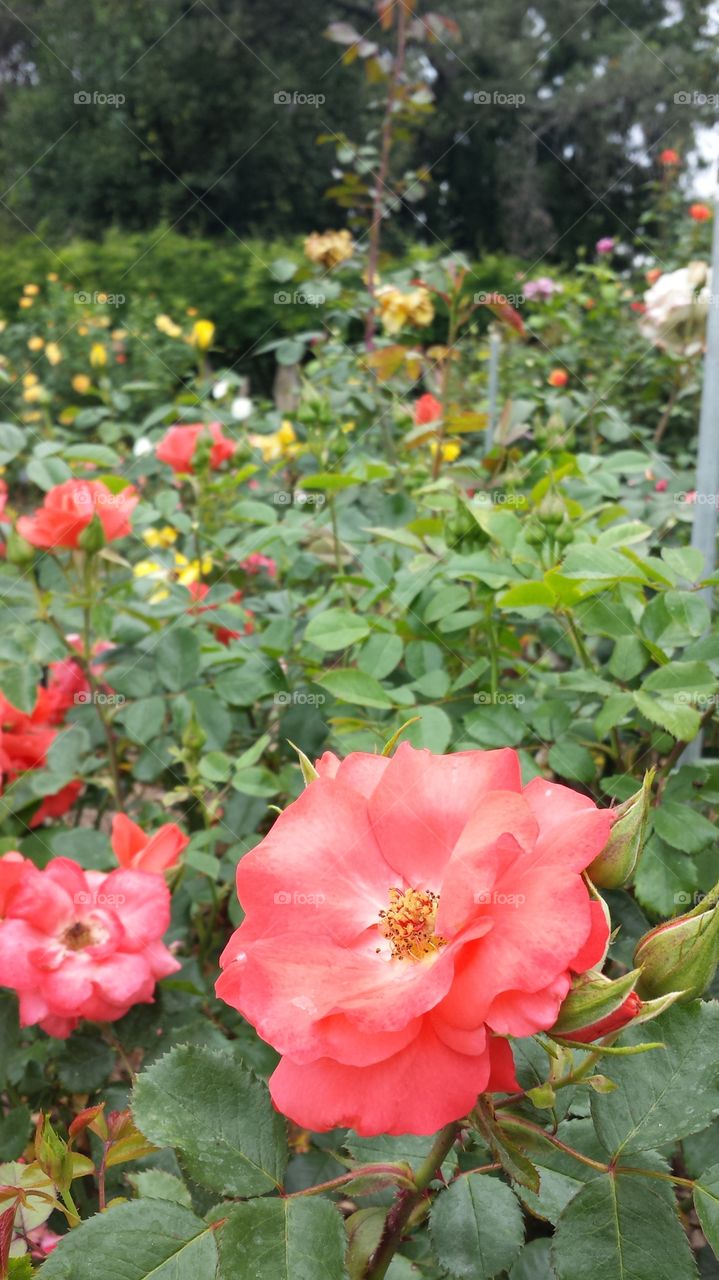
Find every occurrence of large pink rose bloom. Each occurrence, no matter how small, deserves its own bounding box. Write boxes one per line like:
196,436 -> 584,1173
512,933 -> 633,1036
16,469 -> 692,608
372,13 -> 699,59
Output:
217,745 -> 612,1136
155,422 -> 236,473
16,480 -> 138,550
0,857 -> 180,1037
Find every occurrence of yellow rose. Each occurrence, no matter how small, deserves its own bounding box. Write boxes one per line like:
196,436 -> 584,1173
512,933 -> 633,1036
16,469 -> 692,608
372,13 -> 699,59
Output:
19,297 -> 33,309
407,287 -> 434,328
23,283 -> 39,296
89,343 -> 107,368
46,272 -> 59,282
304,229 -> 354,269
174,551 -> 213,585
27,337 -> 44,351
248,420 -> 298,463
45,342 -> 62,365
78,325 -> 88,336
143,526 -> 178,550
191,319 -> 215,350
429,439 -> 461,462
22,372 -> 39,387
376,286 -> 410,335
23,384 -> 44,403
72,374 -> 91,394
155,313 -> 182,338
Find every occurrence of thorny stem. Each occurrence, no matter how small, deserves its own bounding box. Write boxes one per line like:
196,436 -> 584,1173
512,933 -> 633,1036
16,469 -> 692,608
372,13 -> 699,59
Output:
363,1121 -> 460,1279
364,0 -> 410,351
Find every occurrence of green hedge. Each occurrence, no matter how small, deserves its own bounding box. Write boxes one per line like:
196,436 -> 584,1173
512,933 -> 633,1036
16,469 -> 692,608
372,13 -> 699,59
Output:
0,228 -> 526,368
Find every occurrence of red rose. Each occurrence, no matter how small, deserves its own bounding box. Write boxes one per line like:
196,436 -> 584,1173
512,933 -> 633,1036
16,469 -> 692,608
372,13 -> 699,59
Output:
155,422 -> 236,474
16,480 -> 137,550
216,744 -> 612,1135
548,368 -> 569,388
689,202 -> 712,222
414,393 -> 443,425
659,149 -> 680,166
111,813 -> 189,873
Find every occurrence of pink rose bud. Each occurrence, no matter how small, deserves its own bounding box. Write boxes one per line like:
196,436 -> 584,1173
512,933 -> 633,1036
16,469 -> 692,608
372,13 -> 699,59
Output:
635,894 -> 719,1002
588,770 -> 654,889
549,968 -> 642,1042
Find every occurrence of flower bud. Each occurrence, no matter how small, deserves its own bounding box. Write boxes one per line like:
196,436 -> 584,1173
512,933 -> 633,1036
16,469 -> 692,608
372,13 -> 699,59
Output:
78,513 -> 105,554
6,528 -> 35,564
588,770 -> 653,889
635,899 -> 719,1002
550,968 -> 642,1041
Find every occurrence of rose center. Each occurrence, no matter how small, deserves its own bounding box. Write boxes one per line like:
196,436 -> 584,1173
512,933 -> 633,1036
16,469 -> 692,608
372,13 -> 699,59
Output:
60,920 -> 101,951
378,887 -> 447,961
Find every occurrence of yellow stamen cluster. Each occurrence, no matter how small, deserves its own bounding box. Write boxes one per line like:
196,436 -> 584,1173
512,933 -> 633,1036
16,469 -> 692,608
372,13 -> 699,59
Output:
378,887 -> 446,961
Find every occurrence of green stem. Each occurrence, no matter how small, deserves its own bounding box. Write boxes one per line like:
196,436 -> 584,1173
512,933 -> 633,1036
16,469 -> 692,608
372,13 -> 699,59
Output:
364,1122 -> 460,1279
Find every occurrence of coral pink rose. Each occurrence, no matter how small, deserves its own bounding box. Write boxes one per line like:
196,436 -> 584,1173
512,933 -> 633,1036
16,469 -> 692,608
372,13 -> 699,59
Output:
16,481 -> 137,550
0,852 -> 27,917
216,744 -> 612,1136
0,857 -> 180,1036
414,393 -> 442,425
155,422 -> 236,474
111,813 -> 189,873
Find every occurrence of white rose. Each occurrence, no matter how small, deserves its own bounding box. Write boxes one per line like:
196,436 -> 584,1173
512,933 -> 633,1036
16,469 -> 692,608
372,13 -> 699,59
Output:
231,395 -> 253,421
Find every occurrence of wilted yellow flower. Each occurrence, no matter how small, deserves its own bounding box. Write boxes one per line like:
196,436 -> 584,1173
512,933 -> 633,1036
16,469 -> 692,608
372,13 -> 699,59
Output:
19,297 -> 33,310
89,343 -> 107,368
191,319 -> 215,350
429,439 -> 461,463
27,336 -> 44,352
248,419 -> 298,463
143,526 -> 178,550
304,229 -> 354,269
45,342 -> 62,365
375,284 -> 434,335
155,313 -> 183,338
72,374 -> 91,394
46,272 -> 59,282
23,283 -> 39,297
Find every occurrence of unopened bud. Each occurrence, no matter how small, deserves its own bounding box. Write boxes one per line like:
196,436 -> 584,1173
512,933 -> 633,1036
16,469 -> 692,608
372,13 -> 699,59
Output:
550,968 -> 642,1041
588,770 -> 654,889
635,899 -> 719,1003
7,528 -> 35,564
78,514 -> 105,554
